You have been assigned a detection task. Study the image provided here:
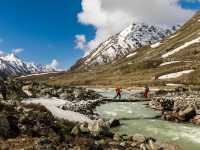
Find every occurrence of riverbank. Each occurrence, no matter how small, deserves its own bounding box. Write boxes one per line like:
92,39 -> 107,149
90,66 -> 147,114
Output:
148,87 -> 200,125
0,81 -> 180,150
95,102 -> 200,150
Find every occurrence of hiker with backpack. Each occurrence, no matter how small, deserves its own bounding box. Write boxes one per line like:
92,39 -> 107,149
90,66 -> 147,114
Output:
114,86 -> 122,99
144,85 -> 149,98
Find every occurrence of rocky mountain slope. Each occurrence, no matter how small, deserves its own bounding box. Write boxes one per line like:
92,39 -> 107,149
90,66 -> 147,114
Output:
40,11 -> 200,87
72,23 -> 178,70
0,53 -> 56,79
17,11 -> 200,88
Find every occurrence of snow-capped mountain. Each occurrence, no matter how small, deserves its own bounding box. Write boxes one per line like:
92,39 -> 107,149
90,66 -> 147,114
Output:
0,53 -> 56,78
72,23 -> 179,70
26,62 -> 56,73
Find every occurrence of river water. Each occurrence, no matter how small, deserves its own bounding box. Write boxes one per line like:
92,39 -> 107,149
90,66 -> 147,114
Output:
95,91 -> 200,150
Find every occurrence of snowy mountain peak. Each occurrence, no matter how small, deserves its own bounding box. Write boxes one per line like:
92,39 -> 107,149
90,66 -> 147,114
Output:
0,53 -> 57,78
1,53 -> 24,66
71,23 -> 178,70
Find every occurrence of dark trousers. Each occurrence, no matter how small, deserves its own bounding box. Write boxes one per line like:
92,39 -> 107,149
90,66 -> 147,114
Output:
114,92 -> 121,99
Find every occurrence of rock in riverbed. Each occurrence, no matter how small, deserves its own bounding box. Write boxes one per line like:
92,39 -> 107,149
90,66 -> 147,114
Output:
109,119 -> 120,128
150,89 -> 200,124
178,106 -> 196,121
192,115 -> 200,125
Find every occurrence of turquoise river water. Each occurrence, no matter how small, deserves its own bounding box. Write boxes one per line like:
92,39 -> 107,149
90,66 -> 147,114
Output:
95,91 -> 200,150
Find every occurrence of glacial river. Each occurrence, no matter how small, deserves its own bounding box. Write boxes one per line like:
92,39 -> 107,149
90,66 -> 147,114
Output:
95,91 -> 200,150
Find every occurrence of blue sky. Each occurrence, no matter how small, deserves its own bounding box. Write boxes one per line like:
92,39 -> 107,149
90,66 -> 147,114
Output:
0,0 -> 199,69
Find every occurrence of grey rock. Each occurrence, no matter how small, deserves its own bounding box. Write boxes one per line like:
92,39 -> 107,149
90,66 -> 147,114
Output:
88,119 -> 110,136
109,119 -> 120,128
113,133 -> 121,141
178,106 -> 196,121
79,122 -> 90,134
132,134 -> 146,144
95,139 -> 106,145
71,126 -> 81,136
39,136 -> 49,145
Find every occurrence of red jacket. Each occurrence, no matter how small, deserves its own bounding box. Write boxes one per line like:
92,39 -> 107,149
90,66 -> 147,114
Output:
116,87 -> 121,93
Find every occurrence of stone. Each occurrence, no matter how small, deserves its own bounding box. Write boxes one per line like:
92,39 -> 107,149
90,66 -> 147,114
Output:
59,93 -> 69,100
113,133 -> 121,141
79,122 -> 90,134
147,139 -> 158,150
71,146 -> 81,150
39,136 -> 49,145
132,134 -> 146,144
22,85 -> 32,97
121,135 -> 129,141
120,141 -> 126,147
57,88 -> 63,94
42,144 -> 57,150
192,115 -> 200,124
161,98 -> 174,111
71,126 -> 81,136
73,89 -> 81,98
178,106 -> 196,121
109,119 -> 120,128
131,142 -> 138,147
88,119 -> 109,136
95,139 -> 106,145
140,143 -> 147,150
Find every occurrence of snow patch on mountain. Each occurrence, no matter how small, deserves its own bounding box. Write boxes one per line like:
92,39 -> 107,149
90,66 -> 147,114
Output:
166,83 -> 184,87
158,70 -> 194,79
159,61 -> 180,66
151,42 -> 161,48
168,34 -> 178,39
126,52 -> 137,58
162,37 -> 200,58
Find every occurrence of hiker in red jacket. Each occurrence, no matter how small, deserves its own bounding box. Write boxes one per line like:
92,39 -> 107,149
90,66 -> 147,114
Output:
144,85 -> 149,98
114,86 -> 122,99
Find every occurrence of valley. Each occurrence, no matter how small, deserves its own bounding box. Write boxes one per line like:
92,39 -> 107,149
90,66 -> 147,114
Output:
0,7 -> 200,150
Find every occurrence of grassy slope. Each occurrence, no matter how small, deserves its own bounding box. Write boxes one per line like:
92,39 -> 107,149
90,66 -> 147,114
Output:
18,11 -> 200,88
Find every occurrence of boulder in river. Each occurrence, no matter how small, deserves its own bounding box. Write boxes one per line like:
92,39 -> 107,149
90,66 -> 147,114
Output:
132,134 -> 146,144
109,119 -> 120,128
113,133 -> 121,141
178,106 -> 196,121
192,115 -> 200,125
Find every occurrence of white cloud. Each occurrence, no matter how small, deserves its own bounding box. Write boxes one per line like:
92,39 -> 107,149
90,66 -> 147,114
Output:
75,34 -> 87,50
12,48 -> 24,54
77,0 -> 196,53
46,59 -> 59,70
